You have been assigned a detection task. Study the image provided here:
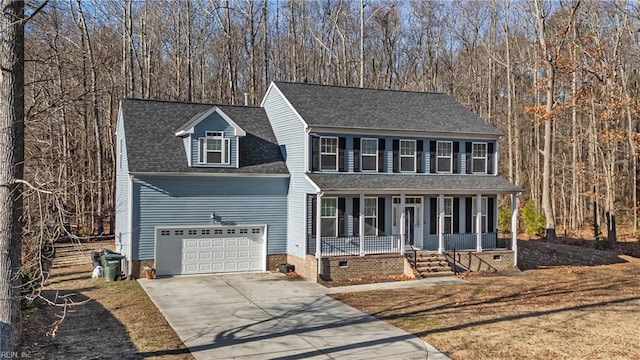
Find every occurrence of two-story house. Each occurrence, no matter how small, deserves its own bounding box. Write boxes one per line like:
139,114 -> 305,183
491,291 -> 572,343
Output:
115,82 -> 521,281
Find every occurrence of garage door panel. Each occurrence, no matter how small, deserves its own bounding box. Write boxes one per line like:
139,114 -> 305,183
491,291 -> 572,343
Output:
156,225 -> 265,276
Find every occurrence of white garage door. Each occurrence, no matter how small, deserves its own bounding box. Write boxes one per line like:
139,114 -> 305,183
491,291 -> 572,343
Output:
155,225 -> 266,276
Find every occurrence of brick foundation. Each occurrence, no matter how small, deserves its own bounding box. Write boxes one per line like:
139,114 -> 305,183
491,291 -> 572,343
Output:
286,254 -> 318,282
447,250 -> 516,273
266,254 -> 288,272
130,259 -> 155,279
320,254 -> 407,281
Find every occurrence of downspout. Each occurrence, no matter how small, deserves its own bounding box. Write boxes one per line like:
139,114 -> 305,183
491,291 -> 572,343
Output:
315,191 -> 323,278
127,174 -> 134,279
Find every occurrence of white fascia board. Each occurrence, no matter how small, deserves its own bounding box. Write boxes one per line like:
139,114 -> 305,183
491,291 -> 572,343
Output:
308,125 -> 501,140
174,107 -> 247,137
304,174 -> 322,193
319,189 -> 519,195
131,171 -> 290,178
265,82 -> 309,128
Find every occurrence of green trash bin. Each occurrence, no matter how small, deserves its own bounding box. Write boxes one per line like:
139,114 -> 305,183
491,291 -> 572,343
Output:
102,253 -> 125,281
104,260 -> 121,282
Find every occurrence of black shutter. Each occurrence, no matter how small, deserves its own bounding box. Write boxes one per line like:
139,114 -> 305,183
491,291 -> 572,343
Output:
429,141 -> 437,173
417,140 -> 424,173
453,198 -> 460,234
312,136 -> 320,171
465,197 -> 473,233
378,197 -> 386,234
353,198 -> 360,236
378,139 -> 385,172
465,142 -> 472,174
488,197 -> 495,233
339,137 -> 346,172
487,142 -> 495,174
392,140 -> 399,173
430,198 -> 437,234
354,137 -> 361,172
338,197 -> 346,235
311,196 -> 317,235
453,142 -> 460,174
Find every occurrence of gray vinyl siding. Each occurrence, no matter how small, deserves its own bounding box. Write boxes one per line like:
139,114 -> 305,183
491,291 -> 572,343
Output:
131,175 -> 288,260
115,111 -> 130,256
263,85 -> 316,258
190,112 -> 238,168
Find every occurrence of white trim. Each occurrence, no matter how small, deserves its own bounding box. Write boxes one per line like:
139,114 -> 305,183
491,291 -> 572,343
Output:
360,138 -> 379,172
320,197 -> 339,237
262,82 -> 309,127
132,172 -> 290,178
304,174 -> 322,193
319,188 -> 517,195
472,196 -> 488,233
174,107 -> 247,137
436,141 -> 453,173
442,196 -> 454,234
304,127 -> 310,173
363,197 -> 378,236
399,139 -> 417,173
309,125 -> 502,140
198,131 -> 230,165
511,193 -> 518,267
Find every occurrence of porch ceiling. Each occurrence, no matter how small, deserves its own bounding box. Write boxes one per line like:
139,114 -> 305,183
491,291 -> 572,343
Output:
307,173 -> 522,194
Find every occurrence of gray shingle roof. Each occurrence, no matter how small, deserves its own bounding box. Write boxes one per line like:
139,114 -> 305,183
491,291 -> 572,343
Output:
120,99 -> 288,174
307,173 -> 522,193
273,82 -> 502,136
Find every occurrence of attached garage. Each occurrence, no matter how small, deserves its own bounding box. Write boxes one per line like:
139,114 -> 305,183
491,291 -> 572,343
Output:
154,225 -> 266,276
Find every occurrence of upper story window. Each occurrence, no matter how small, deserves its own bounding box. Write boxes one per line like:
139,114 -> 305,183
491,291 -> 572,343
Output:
199,131 -> 230,165
472,142 -> 487,173
400,140 -> 416,172
320,137 -> 338,171
436,141 -> 453,173
361,138 -> 378,171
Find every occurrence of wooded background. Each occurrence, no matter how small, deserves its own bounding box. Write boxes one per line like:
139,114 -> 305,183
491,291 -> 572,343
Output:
22,0 -> 640,239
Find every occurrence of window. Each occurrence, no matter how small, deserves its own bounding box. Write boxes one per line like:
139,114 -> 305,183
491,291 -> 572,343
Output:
201,229 -> 210,235
199,131 -> 230,165
437,141 -> 453,173
400,140 -> 416,172
239,228 -> 248,234
214,229 -> 223,234
321,197 -> 338,236
160,230 -> 170,236
364,197 -> 378,236
252,228 -> 261,233
443,197 -> 453,233
175,230 -> 184,235
320,137 -> 338,171
188,229 -> 197,235
472,197 -> 488,233
226,229 -> 236,234
472,143 -> 487,173
361,138 -> 378,171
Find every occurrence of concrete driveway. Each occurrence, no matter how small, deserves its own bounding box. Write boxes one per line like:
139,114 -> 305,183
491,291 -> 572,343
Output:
139,273 -> 450,360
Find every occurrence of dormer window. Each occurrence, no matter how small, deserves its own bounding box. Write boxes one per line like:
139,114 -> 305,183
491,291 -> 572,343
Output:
199,131 -> 230,165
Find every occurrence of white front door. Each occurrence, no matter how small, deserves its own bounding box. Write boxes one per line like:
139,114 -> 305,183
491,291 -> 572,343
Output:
392,197 -> 423,248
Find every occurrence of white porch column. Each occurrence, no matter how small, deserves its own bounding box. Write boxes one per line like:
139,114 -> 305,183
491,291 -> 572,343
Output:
316,193 -> 323,275
438,194 -> 444,254
512,193 -> 519,267
476,193 -> 483,252
400,194 -> 406,253
359,193 -> 365,256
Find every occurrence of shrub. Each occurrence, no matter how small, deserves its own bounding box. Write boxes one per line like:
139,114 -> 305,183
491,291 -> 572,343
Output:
522,201 -> 545,237
498,206 -> 512,233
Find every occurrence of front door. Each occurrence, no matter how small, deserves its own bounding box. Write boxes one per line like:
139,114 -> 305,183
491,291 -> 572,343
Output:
392,197 -> 423,248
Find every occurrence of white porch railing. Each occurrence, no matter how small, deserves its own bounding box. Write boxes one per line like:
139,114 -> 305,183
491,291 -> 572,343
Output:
444,232 -> 510,251
307,234 -> 403,257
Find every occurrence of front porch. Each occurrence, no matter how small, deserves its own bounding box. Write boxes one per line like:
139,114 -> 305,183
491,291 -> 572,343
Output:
307,232 -> 512,257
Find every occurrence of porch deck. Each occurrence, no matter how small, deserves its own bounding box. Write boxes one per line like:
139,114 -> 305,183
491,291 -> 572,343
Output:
307,233 -> 511,257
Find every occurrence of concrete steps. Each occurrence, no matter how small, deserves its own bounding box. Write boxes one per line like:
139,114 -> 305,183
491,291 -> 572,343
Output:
406,250 -> 455,278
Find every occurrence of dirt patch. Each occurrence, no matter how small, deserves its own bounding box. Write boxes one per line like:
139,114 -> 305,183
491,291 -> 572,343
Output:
19,241 -> 194,359
517,238 -> 627,269
332,242 -> 640,359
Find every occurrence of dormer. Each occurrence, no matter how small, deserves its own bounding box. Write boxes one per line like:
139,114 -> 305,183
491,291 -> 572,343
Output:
175,106 -> 247,168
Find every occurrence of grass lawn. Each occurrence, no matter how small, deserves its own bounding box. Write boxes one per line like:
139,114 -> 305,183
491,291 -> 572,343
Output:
332,242 -> 640,360
20,241 -> 194,359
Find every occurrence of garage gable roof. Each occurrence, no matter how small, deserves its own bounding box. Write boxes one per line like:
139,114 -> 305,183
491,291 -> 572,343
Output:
120,98 -> 288,174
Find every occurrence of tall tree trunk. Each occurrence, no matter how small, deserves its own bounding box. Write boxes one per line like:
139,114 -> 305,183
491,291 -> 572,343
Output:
0,0 -> 25,351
